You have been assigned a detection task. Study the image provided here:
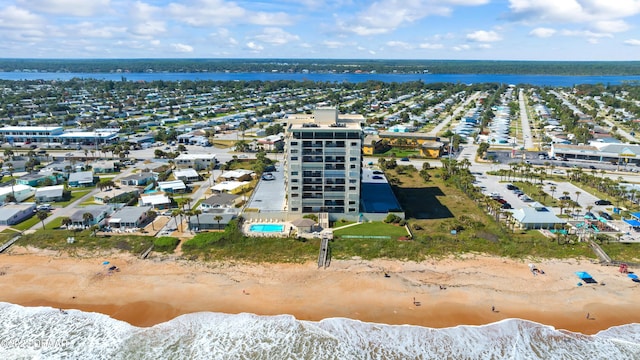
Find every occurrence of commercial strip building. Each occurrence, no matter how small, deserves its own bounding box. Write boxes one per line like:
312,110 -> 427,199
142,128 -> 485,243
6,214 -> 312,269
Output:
550,142 -> 640,165
0,126 -> 119,146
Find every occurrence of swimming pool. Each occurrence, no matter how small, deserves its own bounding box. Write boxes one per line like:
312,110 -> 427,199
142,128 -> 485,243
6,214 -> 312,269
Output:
249,224 -> 284,233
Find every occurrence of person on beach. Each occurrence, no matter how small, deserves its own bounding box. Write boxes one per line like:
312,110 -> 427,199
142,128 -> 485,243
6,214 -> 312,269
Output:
586,313 -> 590,319
492,306 -> 495,312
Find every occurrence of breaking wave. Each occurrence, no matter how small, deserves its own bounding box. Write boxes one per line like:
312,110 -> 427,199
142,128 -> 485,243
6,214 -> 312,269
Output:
1,302 -> 638,359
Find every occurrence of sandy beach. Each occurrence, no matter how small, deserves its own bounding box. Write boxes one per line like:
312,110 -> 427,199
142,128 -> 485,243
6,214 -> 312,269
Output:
1,246 -> 638,335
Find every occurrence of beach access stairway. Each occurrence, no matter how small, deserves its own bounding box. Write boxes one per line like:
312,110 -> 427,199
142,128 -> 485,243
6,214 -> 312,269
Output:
318,236 -> 330,269
140,244 -> 154,259
588,240 -> 612,264
0,235 -> 21,254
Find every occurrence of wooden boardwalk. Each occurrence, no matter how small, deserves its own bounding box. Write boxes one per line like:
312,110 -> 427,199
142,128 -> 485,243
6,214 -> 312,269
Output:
317,236 -> 330,269
140,244 -> 154,259
0,235 -> 21,254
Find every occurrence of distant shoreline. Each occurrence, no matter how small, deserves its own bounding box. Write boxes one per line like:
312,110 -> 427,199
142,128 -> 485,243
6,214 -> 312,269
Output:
1,247 -> 639,334
1,58 -> 639,77
1,71 -> 639,86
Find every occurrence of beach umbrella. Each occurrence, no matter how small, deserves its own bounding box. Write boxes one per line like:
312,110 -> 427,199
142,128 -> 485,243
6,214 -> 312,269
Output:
102,261 -> 110,265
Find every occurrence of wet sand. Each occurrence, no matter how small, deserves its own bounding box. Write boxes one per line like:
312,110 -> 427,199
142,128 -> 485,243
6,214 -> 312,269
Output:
1,247 -> 638,334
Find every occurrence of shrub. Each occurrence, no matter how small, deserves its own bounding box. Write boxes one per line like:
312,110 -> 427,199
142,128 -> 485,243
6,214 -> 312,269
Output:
399,219 -> 407,226
153,237 -> 179,252
384,214 -> 401,223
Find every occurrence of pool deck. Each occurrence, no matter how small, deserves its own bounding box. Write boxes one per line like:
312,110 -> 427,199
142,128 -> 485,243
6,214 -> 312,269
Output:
243,220 -> 292,237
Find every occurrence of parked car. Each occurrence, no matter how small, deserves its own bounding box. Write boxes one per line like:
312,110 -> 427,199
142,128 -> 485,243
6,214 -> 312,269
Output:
497,198 -> 508,204
501,203 -> 512,209
506,184 -> 517,190
595,199 -> 612,205
599,212 -> 613,220
36,204 -> 52,211
558,195 -> 571,201
400,157 -> 410,162
585,212 -> 596,218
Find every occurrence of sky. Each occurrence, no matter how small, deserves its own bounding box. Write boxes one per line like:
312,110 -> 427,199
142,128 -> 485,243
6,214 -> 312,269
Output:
1,0 -> 640,60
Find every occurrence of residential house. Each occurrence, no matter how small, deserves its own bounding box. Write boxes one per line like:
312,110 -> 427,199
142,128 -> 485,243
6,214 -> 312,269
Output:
173,168 -> 200,183
68,171 -> 97,187
158,180 -> 186,194
16,173 -> 60,187
120,172 -> 156,187
218,169 -> 254,182
174,153 -> 217,170
35,185 -> 65,203
257,134 -> 283,151
108,206 -> 152,228
139,193 -> 171,209
0,184 -> 36,203
188,208 -> 238,231
1,160 -> 28,173
92,160 -> 117,174
0,203 -> 36,226
69,205 -> 110,228
93,186 -> 140,204
199,193 -> 240,212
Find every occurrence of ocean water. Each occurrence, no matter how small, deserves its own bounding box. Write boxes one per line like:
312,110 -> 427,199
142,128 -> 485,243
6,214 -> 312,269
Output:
1,302 -> 639,359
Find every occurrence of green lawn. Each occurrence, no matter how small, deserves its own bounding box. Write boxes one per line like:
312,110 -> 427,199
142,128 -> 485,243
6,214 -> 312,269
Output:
13,215 -> 42,231
56,189 -> 93,206
333,222 -> 409,240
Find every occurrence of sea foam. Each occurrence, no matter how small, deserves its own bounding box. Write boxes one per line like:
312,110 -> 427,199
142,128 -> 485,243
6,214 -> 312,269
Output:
1,302 -> 638,359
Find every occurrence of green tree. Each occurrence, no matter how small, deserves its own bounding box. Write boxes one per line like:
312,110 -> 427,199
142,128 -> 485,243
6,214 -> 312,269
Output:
36,210 -> 49,230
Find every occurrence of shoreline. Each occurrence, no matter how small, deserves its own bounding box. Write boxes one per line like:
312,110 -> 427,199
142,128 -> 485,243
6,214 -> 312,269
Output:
1,247 -> 639,334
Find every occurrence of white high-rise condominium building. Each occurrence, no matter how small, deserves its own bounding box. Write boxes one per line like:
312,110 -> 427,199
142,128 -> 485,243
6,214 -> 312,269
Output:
285,108 -> 364,216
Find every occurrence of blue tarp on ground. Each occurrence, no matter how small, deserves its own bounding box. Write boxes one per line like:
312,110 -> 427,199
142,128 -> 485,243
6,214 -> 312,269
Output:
575,271 -> 593,280
624,219 -> 640,227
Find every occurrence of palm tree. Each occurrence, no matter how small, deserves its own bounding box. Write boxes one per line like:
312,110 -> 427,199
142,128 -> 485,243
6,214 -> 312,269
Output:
36,210 -> 48,230
171,209 -> 183,232
82,212 -> 94,228
549,185 -> 557,201
146,210 -> 157,231
192,209 -> 202,230
575,191 -> 582,206
214,215 -> 223,230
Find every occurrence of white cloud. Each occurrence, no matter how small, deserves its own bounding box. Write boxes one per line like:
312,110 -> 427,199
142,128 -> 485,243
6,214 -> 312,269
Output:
171,43 -> 194,52
323,40 -> 345,48
0,6 -> 45,30
0,5 -> 48,42
168,0 -> 292,27
210,28 -> 238,46
64,22 -> 125,38
593,20 -> 630,33
560,29 -> 613,38
418,42 -> 444,49
17,0 -> 111,17
129,2 -> 166,37
623,38 -> 640,46
529,27 -> 556,38
253,27 -> 300,45
337,0 -> 488,36
453,44 -> 471,51
466,30 -> 502,42
386,41 -> 413,50
508,0 -> 640,25
245,41 -> 264,51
